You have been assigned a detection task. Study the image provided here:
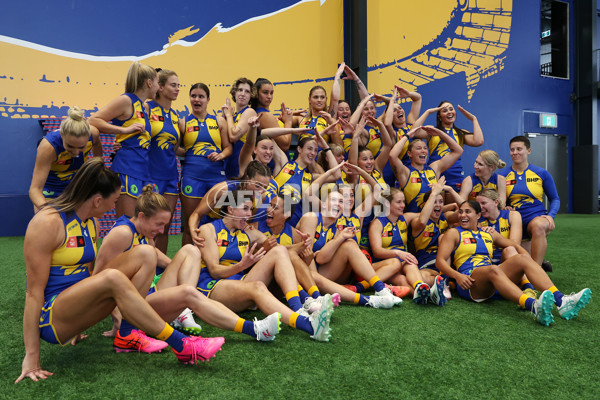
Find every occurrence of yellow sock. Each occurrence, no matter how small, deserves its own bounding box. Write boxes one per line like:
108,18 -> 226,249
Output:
354,293 -> 361,304
234,317 -> 245,333
155,323 -> 174,341
285,290 -> 300,301
297,285 -> 304,292
412,280 -> 424,289
307,285 -> 319,297
288,312 -> 299,329
368,276 -> 380,287
521,279 -> 531,286
548,285 -> 559,294
518,294 -> 529,309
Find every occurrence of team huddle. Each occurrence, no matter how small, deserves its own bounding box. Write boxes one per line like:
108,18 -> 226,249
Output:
18,62 -> 592,383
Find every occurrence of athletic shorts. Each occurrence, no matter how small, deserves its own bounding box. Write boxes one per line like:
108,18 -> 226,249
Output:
180,175 -> 225,199
196,270 -> 245,297
119,173 -> 152,198
152,178 -> 179,196
455,267 -> 501,302
39,295 -> 72,346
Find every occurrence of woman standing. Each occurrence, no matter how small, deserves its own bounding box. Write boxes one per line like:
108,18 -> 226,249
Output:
89,62 -> 158,218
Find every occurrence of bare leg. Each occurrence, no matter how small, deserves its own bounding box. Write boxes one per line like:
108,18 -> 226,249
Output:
155,245 -> 202,290
499,254 -> 554,291
288,248 -> 319,291
100,245 -> 158,296
154,194 -> 178,254
318,241 -> 380,284
147,285 -> 239,331
527,216 -> 553,265
115,194 -> 137,219
245,245 -> 299,294
210,280 -> 297,325
180,195 -> 201,247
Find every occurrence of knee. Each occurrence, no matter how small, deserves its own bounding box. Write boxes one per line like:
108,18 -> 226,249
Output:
269,245 -> 288,258
502,246 -> 518,259
247,280 -> 268,295
180,284 -> 202,302
99,268 -> 131,291
488,264 -> 503,278
132,244 -> 158,265
181,244 -> 201,259
529,219 -> 548,237
340,240 -> 360,252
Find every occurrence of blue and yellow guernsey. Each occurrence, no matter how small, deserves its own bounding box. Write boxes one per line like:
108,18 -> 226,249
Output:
43,130 -> 93,197
413,214 -> 449,269
44,212 -> 97,301
299,115 -> 329,142
373,215 -> 409,262
427,127 -> 464,186
393,124 -> 421,166
182,114 -> 224,179
364,125 -> 383,158
336,213 -> 362,244
402,165 -> 437,212
479,209 -> 511,261
501,164 -> 560,223
257,220 -> 293,246
225,106 -> 249,179
267,160 -> 313,226
148,101 -> 180,181
468,172 -> 499,201
451,227 -> 494,275
111,216 -> 148,250
312,213 -> 337,252
111,93 -> 151,180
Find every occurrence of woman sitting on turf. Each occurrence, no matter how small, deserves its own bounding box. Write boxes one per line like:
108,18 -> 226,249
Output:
197,189 -> 335,342
17,159 -> 225,384
435,200 -> 591,326
94,184 -> 281,345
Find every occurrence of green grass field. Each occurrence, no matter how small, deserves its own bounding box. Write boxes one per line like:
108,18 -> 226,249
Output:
2,214 -> 598,399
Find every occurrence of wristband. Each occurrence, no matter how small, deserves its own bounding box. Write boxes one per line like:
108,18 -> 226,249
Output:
322,148 -> 332,153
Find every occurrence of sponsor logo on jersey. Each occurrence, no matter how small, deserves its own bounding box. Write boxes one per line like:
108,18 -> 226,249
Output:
217,239 -> 229,247
66,236 -> 85,248
187,126 -> 200,132
152,115 -> 164,122
526,177 -> 540,183
411,177 -> 422,183
463,238 -> 477,244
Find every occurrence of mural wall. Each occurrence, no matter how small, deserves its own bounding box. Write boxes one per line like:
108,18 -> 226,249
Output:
0,0 -> 580,235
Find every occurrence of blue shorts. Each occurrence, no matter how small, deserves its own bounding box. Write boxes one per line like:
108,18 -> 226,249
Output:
180,174 -> 225,199
521,212 -> 547,241
418,257 -> 439,272
39,295 -> 70,346
455,267 -> 502,302
196,270 -> 245,297
119,173 -> 153,198
152,178 -> 179,196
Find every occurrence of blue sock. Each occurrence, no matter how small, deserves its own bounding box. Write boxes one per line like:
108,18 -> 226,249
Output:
295,315 -> 314,335
242,320 -> 256,338
164,329 -> 187,352
311,290 -> 322,299
524,297 -> 536,312
298,289 -> 310,303
372,280 -> 386,292
118,319 -> 136,337
358,295 -> 369,306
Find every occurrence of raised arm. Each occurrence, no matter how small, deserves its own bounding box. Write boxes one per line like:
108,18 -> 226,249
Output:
367,115 -> 392,172
424,126 -> 464,176
389,127 -> 418,187
238,115 -> 262,176
329,62 -> 345,117
412,177 -> 446,232
457,105 -> 483,147
412,106 -> 441,131
342,65 -> 369,100
395,85 -> 422,124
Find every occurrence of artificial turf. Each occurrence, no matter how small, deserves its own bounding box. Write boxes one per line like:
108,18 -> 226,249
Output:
2,214 -> 598,399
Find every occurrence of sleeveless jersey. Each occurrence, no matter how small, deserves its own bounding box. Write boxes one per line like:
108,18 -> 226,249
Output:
428,127 -> 464,185
45,212 -> 97,301
468,172 -> 499,201
111,93 -> 151,180
336,213 -> 362,244
299,115 -> 329,142
268,160 -> 312,225
183,114 -> 225,179
200,219 -> 250,280
43,129 -> 93,195
502,164 -> 560,222
402,165 -> 437,212
257,220 -> 293,246
313,213 -> 337,252
413,214 -> 449,268
364,125 -> 383,158
225,106 -> 249,179
111,215 -> 148,250
148,101 -> 180,181
451,227 -> 494,275
394,124 -> 423,166
479,209 -> 511,260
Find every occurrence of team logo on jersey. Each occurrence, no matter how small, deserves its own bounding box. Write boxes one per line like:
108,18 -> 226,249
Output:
507,179 -> 517,185
283,167 -> 294,175
206,280 -> 217,289
187,126 -> 200,132
336,224 -> 345,231
463,238 -> 477,244
370,133 -> 380,140
151,115 -> 164,122
314,232 -> 320,239
66,236 -> 85,248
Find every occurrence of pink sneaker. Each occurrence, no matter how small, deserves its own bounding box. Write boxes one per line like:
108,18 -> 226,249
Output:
173,336 -> 225,364
114,329 -> 168,354
331,293 -> 341,307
